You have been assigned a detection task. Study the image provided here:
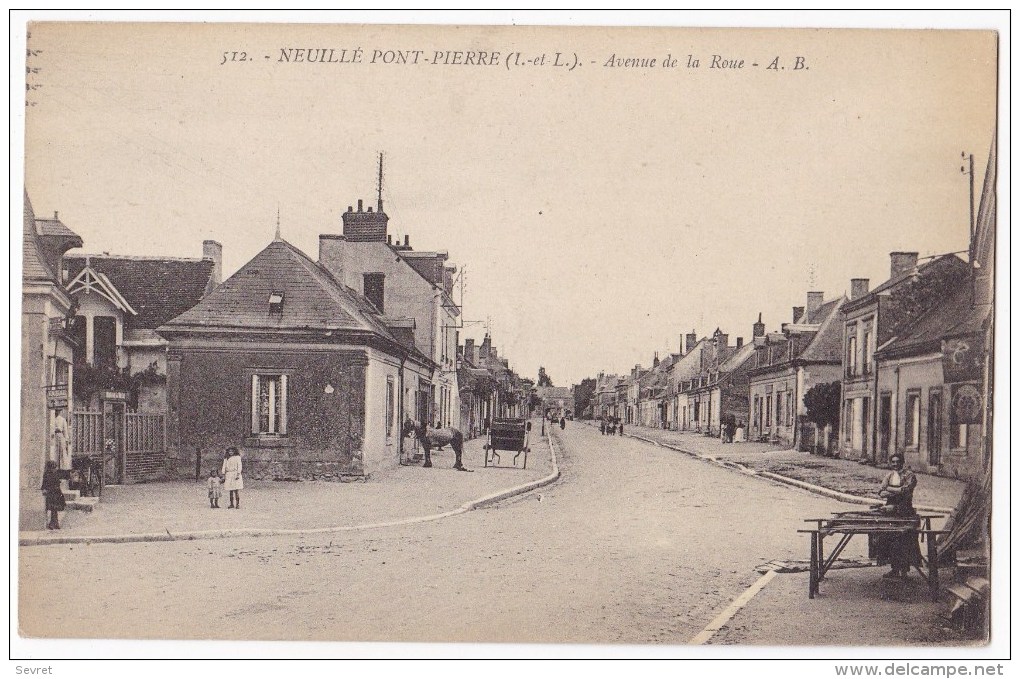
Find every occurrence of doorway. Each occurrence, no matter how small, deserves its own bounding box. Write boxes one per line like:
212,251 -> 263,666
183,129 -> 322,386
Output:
878,393 -> 892,462
928,389 -> 943,466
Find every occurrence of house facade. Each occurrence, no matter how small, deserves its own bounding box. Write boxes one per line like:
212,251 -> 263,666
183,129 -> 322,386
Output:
871,145 -> 995,480
158,237 -> 435,479
318,195 -> 460,431
838,252 -> 970,462
747,293 -> 846,449
62,243 -> 221,413
675,327 -> 754,437
536,386 -> 574,419
20,196 -> 83,529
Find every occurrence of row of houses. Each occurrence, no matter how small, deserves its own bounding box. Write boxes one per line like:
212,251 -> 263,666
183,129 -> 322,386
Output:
21,172 -> 531,527
589,146 -> 995,482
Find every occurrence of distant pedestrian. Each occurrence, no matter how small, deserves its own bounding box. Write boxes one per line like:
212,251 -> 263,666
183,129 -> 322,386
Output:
41,460 -> 65,530
600,419 -> 606,435
207,469 -> 222,509
559,417 -> 566,430
618,420 -> 624,436
221,447 -> 243,509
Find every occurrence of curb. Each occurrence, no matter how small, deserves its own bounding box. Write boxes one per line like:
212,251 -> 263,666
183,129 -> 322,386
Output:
19,433 -> 562,548
589,422 -> 953,515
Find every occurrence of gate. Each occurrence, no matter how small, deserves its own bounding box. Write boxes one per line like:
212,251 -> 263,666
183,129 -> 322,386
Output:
72,410 -> 167,482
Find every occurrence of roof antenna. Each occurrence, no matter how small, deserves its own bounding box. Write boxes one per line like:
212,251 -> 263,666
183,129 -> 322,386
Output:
274,205 -> 281,241
377,152 -> 384,213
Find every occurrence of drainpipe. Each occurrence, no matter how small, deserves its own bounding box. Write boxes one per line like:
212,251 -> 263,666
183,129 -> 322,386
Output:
398,351 -> 406,464
871,300 -> 881,464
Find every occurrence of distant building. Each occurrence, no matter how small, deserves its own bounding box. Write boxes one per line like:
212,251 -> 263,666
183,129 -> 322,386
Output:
748,292 -> 846,449
684,328 -> 755,437
536,386 -> 573,419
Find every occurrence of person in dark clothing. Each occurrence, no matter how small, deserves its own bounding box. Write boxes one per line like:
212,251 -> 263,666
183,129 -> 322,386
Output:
873,453 -> 921,579
618,419 -> 624,436
559,417 -> 566,430
41,460 -> 65,530
600,419 -> 606,435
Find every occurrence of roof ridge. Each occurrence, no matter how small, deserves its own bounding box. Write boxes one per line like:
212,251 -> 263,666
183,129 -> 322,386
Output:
66,253 -> 208,263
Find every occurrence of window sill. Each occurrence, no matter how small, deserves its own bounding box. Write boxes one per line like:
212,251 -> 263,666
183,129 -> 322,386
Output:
244,436 -> 295,448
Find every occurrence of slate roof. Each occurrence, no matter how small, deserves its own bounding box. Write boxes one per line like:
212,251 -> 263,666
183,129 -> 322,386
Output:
36,218 -> 81,240
842,254 -> 968,311
796,296 -> 847,363
717,341 -> 756,373
65,255 -> 215,330
22,194 -> 55,282
159,239 -> 403,346
875,282 -> 988,358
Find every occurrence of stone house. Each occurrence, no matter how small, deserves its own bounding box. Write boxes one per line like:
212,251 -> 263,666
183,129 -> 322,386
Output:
871,144 -> 995,479
747,292 -> 846,449
62,242 -> 221,413
318,195 -> 460,431
838,252 -> 971,462
157,237 -> 435,479
20,195 -> 82,529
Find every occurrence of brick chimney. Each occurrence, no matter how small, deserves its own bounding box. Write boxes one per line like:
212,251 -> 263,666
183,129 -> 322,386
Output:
464,338 -> 475,364
713,329 -> 729,349
850,278 -> 870,300
685,330 -> 697,354
806,291 -> 824,322
652,352 -> 660,368
736,337 -> 744,349
792,306 -> 805,323
890,252 -> 919,279
480,334 -> 492,359
753,313 -> 765,338
341,198 -> 389,242
202,240 -> 223,288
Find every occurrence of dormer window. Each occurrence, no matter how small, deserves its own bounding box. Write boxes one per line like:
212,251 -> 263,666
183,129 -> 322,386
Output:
269,292 -> 284,314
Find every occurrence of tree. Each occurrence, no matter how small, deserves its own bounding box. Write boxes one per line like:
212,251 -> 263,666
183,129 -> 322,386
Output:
803,381 -> 842,455
573,377 -> 596,419
537,367 -> 554,387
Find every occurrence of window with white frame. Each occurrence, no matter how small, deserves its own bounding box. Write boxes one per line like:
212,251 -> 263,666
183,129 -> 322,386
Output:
845,323 -> 858,376
951,423 -> 968,450
251,373 -> 288,435
905,391 -> 920,448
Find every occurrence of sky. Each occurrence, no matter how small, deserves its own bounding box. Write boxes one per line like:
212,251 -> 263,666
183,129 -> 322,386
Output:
19,16 -> 999,387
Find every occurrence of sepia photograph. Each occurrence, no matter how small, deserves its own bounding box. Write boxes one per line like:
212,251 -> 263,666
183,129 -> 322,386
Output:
11,10 -> 1008,668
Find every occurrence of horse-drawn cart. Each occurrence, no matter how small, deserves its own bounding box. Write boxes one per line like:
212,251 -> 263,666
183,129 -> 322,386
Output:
484,418 -> 531,469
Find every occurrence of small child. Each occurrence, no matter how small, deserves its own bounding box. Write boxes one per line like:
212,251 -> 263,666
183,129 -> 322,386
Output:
207,470 -> 222,509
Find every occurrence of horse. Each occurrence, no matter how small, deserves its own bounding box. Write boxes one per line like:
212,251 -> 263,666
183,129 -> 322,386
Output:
403,419 -> 467,471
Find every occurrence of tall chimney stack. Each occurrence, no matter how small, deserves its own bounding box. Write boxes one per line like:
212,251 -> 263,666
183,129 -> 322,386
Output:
202,240 -> 223,288
753,313 -> 765,338
806,291 -> 824,321
890,251 -> 919,279
850,278 -> 870,300
685,330 -> 697,354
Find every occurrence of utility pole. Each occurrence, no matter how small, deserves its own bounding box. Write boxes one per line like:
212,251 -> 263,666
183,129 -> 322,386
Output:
961,151 -> 976,305
377,152 -> 384,212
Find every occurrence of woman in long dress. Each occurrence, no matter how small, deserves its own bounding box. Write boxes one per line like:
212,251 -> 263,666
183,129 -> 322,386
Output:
874,452 -> 921,578
221,447 -> 244,509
